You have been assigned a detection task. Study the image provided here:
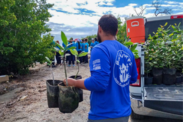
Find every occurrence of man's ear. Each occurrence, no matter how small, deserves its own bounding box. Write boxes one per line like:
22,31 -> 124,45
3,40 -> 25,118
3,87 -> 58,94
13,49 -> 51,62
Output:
98,25 -> 102,33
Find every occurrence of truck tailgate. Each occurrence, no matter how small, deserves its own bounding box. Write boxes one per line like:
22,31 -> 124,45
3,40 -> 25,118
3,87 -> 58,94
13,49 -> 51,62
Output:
144,87 -> 183,115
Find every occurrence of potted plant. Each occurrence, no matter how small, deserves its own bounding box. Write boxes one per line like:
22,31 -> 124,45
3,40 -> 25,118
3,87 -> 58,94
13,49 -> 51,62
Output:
162,24 -> 183,85
52,31 -> 81,113
145,35 -> 164,85
181,69 -> 183,83
144,44 -> 153,85
69,49 -> 88,102
45,57 -> 62,108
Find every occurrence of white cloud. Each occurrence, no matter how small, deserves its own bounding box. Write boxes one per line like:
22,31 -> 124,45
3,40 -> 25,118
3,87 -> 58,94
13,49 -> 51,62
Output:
164,1 -> 179,4
48,9 -> 100,27
46,0 -> 183,40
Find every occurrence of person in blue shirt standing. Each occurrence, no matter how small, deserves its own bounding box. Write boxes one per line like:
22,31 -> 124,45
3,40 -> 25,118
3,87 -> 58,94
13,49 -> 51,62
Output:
50,36 -> 56,67
84,38 -> 89,63
62,42 -> 69,64
72,39 -> 76,63
81,39 -> 85,63
68,38 -> 75,67
63,14 -> 138,122
94,37 -> 99,46
90,38 -> 95,52
56,40 -> 61,65
76,39 -> 82,63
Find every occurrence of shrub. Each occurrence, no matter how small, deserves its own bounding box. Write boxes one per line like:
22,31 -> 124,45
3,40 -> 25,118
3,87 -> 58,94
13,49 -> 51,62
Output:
0,0 -> 54,75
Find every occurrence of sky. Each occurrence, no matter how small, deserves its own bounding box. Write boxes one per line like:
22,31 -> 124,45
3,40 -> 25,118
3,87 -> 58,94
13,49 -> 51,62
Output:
45,0 -> 183,42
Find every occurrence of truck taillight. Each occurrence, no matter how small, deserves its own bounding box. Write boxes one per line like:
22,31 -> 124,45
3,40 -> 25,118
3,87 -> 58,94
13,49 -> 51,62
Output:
130,58 -> 141,87
171,15 -> 183,19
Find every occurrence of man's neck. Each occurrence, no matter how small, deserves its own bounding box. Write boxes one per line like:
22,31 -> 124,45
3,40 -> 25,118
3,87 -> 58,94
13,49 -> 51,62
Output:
102,35 -> 116,42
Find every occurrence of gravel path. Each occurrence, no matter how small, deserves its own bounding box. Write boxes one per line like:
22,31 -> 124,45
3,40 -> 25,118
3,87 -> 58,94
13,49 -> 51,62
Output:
0,64 -> 182,122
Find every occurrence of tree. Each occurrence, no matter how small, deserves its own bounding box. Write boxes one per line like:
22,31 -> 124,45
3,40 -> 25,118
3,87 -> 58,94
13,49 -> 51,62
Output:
116,16 -> 127,44
134,5 -> 146,16
0,0 -> 17,55
152,0 -> 172,16
0,0 -> 54,75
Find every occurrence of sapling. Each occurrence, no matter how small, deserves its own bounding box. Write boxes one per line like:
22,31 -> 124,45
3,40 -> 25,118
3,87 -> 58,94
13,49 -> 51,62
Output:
54,31 -> 76,86
45,57 -> 55,85
70,49 -> 88,79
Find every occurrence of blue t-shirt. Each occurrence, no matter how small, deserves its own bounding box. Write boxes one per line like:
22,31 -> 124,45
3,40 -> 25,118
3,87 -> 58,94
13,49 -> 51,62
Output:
82,43 -> 85,52
72,42 -> 76,47
56,46 -> 60,50
76,42 -> 82,51
62,43 -> 66,48
84,43 -> 89,52
63,42 -> 75,52
90,42 -> 95,51
95,41 -> 99,46
84,40 -> 138,120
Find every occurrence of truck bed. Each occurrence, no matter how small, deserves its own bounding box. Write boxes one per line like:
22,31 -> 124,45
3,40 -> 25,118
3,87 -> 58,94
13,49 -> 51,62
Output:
144,84 -> 183,115
144,86 -> 183,101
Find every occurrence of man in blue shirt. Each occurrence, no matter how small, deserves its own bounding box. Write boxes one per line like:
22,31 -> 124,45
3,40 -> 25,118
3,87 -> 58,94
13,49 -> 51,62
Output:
63,14 -> 138,122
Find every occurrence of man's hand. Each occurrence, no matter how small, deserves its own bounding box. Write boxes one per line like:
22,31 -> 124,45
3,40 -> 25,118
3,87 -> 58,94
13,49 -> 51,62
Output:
63,78 -> 77,87
63,78 -> 87,90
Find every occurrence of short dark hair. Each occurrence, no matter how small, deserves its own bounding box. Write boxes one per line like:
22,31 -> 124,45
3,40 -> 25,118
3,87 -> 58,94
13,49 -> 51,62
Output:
98,14 -> 118,36
85,38 -> 88,42
82,39 -> 84,42
95,38 -> 97,41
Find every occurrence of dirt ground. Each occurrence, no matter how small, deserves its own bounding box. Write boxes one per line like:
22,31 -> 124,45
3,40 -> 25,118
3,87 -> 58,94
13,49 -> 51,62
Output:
0,63 -> 182,122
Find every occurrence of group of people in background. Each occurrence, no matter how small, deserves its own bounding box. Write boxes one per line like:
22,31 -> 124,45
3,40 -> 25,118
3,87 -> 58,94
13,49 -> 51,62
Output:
53,37 -> 99,67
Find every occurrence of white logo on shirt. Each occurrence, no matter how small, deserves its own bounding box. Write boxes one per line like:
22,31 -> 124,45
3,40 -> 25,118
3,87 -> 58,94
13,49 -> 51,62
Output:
93,59 -> 101,70
113,50 -> 132,87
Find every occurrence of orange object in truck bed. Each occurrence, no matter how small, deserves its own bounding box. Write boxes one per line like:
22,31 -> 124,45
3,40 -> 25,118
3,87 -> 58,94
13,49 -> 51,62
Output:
126,16 -> 145,44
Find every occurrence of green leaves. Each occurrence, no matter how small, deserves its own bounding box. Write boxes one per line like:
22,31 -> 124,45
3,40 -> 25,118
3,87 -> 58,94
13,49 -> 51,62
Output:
56,43 -> 64,50
116,16 -> 127,44
70,49 -> 78,56
124,41 -> 133,47
78,52 -> 88,57
45,57 -> 52,66
145,22 -> 183,71
0,0 -> 54,74
61,31 -> 68,46
130,44 -> 137,52
164,22 -> 168,26
59,50 -> 64,56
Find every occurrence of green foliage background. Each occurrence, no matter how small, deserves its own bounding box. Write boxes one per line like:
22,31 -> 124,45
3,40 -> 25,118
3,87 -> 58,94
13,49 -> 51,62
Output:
116,16 -> 127,44
0,0 -> 54,75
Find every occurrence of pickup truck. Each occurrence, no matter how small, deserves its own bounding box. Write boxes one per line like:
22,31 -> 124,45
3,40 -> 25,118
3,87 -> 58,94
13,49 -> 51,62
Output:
126,15 -> 183,120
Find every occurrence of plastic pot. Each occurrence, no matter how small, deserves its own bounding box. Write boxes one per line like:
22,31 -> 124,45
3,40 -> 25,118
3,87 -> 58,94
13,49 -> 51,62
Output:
69,75 -> 83,102
180,73 -> 183,83
163,68 -> 176,85
145,76 -> 153,85
69,75 -> 82,79
46,80 -> 62,108
152,68 -> 163,85
58,82 -> 79,113
176,74 -> 182,84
